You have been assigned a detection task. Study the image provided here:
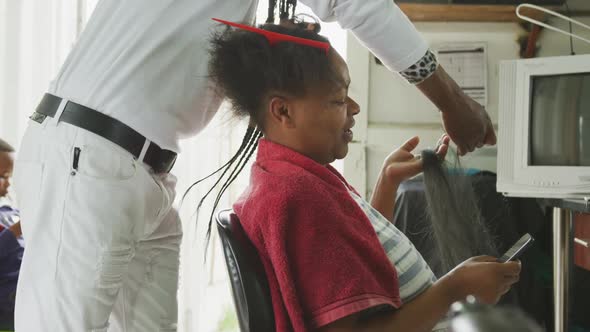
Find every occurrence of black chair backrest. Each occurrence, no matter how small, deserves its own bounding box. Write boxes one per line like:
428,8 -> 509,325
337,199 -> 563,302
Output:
216,210 -> 275,332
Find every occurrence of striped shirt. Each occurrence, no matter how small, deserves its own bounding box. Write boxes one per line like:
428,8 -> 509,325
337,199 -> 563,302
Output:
347,189 -> 449,331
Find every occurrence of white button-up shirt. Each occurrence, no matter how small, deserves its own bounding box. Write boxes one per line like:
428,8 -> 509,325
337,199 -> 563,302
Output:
49,0 -> 427,152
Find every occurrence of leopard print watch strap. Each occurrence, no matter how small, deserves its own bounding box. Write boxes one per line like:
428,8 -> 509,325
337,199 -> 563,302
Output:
400,49 -> 438,85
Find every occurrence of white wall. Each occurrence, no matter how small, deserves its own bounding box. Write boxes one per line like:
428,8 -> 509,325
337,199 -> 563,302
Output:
536,16 -> 590,57
345,16 -> 590,199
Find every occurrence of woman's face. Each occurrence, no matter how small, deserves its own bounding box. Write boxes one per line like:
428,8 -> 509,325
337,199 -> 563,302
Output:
269,50 -> 360,165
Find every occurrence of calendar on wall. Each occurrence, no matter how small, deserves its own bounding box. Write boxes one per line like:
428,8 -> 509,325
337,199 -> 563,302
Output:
435,43 -> 488,107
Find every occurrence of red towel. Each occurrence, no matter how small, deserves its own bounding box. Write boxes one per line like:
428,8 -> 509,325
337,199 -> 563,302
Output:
234,139 -> 402,331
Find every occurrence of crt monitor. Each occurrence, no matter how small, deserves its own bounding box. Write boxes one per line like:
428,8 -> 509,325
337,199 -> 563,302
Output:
497,54 -> 590,198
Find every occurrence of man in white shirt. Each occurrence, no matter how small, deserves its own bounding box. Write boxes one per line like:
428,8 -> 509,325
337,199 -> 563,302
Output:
13,0 -> 495,331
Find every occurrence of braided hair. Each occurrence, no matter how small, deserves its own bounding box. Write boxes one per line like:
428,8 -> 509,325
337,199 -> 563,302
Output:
267,0 -> 298,23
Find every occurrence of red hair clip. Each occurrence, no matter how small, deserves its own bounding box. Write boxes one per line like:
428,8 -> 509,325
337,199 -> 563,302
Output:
212,18 -> 330,55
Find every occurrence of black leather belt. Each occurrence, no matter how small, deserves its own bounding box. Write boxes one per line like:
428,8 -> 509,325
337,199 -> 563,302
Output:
32,93 -> 177,173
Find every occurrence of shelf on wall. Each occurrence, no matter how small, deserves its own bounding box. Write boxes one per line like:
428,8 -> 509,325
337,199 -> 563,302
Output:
397,4 -> 559,22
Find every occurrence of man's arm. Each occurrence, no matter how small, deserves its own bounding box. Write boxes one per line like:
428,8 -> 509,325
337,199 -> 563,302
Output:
416,65 -> 497,155
299,0 -> 427,72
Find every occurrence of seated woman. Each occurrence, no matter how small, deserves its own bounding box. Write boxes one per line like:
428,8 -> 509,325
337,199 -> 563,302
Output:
207,21 -> 521,332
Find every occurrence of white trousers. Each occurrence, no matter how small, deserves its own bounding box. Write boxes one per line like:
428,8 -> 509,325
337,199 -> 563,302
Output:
12,117 -> 182,331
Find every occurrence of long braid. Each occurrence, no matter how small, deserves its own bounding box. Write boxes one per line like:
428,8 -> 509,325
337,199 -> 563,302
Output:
180,126 -> 255,209
267,0 -> 277,23
203,129 -> 262,257
206,127 -> 260,230
279,0 -> 289,20
185,126 -> 256,258
289,0 -> 297,20
193,126 -> 255,217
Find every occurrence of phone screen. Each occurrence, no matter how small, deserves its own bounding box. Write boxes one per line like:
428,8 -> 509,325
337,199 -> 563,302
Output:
497,233 -> 534,263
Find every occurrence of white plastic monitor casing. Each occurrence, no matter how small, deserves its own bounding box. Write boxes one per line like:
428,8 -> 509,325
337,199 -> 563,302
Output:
497,54 -> 590,199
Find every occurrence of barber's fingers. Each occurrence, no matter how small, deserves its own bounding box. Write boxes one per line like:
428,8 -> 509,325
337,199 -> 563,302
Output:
457,144 -> 471,156
456,136 -> 478,156
484,121 -> 497,145
477,126 -> 492,148
467,125 -> 495,153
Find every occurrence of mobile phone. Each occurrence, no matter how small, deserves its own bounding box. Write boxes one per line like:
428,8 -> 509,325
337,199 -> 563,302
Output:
497,233 -> 534,263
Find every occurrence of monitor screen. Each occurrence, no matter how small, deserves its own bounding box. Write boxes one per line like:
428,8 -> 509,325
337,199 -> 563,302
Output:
529,73 -> 590,166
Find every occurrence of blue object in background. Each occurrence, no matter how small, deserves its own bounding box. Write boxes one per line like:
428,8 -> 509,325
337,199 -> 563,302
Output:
0,205 -> 22,331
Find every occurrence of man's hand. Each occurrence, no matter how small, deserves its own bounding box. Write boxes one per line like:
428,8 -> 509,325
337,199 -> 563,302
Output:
416,65 -> 497,156
441,96 -> 496,156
